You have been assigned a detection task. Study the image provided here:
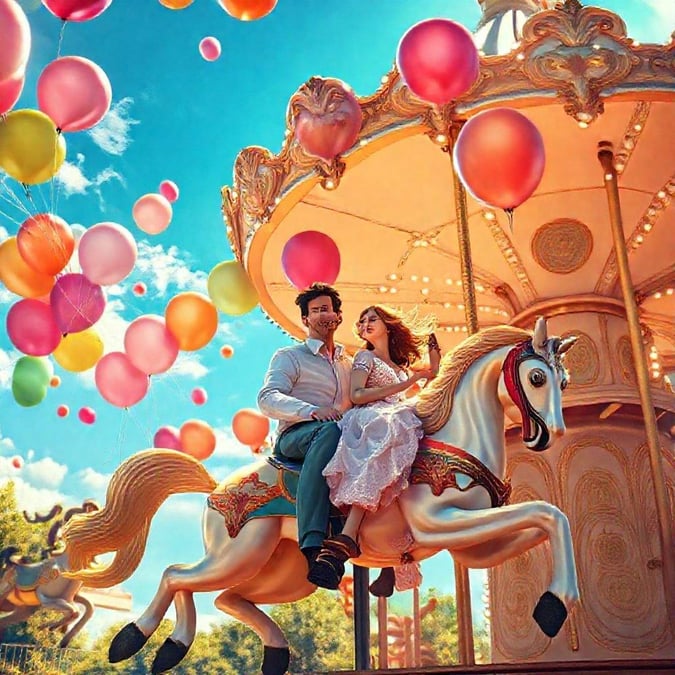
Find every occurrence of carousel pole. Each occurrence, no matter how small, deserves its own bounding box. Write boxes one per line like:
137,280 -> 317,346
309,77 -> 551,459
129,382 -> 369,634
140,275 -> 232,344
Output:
447,121 -> 477,664
377,596 -> 388,668
353,565 -> 371,669
597,142 -> 675,629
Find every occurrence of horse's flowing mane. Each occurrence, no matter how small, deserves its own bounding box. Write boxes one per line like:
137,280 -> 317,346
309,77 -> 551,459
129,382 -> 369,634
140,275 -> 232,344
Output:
416,325 -> 531,434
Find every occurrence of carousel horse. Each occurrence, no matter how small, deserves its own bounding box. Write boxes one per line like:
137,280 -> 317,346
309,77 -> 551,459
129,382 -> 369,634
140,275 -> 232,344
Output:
0,500 -> 99,648
62,319 -> 580,675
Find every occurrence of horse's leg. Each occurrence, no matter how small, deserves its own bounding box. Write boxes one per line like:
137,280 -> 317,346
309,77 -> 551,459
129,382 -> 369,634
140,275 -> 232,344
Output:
58,594 -> 93,648
35,592 -> 79,630
452,527 -> 547,568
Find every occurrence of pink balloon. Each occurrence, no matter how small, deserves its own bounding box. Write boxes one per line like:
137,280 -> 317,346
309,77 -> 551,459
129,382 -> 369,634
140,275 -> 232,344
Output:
41,0 -> 112,21
95,351 -> 149,408
37,56 -> 112,132
453,108 -> 546,210
50,273 -> 106,334
191,387 -> 207,405
397,19 -> 480,105
0,70 -> 25,115
6,298 -> 61,356
124,314 -> 179,375
199,37 -> 221,62
159,180 -> 179,203
294,79 -> 362,161
153,425 -> 182,451
281,231 -> 340,290
78,222 -> 137,285
132,193 -> 173,235
78,406 -> 96,424
0,0 -> 31,82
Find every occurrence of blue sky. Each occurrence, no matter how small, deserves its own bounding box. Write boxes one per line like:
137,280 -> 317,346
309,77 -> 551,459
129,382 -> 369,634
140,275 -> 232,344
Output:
1,0 -> 672,644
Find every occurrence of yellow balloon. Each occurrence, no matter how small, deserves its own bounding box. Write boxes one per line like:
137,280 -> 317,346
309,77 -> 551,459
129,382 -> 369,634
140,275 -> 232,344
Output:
0,110 -> 66,185
207,260 -> 259,316
159,0 -> 193,7
53,329 -> 104,372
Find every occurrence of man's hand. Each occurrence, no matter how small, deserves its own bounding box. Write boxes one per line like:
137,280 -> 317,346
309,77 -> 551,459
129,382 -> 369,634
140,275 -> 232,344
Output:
310,407 -> 343,422
410,367 -> 435,383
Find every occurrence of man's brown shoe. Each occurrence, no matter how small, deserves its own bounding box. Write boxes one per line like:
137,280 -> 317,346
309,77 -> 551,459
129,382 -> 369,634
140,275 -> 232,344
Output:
307,534 -> 360,590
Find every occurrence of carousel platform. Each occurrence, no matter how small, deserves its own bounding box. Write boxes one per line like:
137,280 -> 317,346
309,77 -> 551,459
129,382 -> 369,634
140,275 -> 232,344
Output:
311,659 -> 675,674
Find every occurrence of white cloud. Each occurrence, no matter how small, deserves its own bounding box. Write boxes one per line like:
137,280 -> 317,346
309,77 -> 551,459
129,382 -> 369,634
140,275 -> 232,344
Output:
77,467 -> 111,500
0,347 -> 20,389
0,457 -> 69,512
55,153 -> 124,211
160,495 -> 204,519
24,457 -> 68,489
643,0 -> 675,32
0,427 -> 16,454
213,426 -> 258,460
170,352 -> 209,379
135,242 -> 208,296
88,97 -> 139,156
0,224 -> 8,240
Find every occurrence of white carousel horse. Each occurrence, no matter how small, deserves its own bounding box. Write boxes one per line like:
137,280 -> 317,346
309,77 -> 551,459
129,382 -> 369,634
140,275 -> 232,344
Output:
61,319 -> 579,674
0,500 -> 99,648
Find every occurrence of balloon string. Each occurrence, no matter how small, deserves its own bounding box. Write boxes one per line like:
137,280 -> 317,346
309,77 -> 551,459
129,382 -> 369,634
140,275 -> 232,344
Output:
115,409 -> 129,468
504,208 -> 514,232
56,21 -> 67,59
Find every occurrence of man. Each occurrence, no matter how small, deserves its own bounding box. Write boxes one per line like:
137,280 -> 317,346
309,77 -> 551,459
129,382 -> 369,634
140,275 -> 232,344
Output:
257,283 -> 356,589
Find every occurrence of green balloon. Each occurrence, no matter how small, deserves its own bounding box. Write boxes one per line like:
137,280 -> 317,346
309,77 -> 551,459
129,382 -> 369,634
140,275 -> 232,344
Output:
12,356 -> 52,407
207,260 -> 258,316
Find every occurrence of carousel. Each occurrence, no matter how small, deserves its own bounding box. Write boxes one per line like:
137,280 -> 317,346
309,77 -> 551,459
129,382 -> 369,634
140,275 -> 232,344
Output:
222,0 -> 675,669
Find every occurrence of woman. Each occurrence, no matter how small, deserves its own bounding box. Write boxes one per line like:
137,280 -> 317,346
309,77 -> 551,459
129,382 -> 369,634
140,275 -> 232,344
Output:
309,305 -> 441,590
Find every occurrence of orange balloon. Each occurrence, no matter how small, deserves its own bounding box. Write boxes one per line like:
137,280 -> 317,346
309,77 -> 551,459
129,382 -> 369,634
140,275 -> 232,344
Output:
165,292 -> 218,351
218,0 -> 276,21
0,236 -> 55,298
17,213 -> 74,275
50,375 -> 61,387
180,419 -> 216,461
159,0 -> 193,8
232,408 -> 270,450
220,344 -> 234,358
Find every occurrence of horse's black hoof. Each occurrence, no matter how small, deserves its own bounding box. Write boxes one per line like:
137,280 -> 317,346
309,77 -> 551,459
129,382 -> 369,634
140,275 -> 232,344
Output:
369,567 -> 395,597
109,622 -> 149,663
533,591 -> 568,637
261,645 -> 290,675
151,637 -> 190,674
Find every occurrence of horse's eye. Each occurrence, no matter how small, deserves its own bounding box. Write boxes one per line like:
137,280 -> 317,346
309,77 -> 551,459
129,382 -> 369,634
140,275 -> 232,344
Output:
529,368 -> 546,387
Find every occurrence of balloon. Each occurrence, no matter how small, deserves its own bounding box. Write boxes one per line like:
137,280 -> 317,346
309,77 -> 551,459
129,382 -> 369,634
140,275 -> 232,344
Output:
453,108 -> 546,210
6,298 -> 62,356
0,0 -> 31,82
293,79 -> 362,161
57,403 -> 69,417
78,406 -> 96,424
132,193 -> 172,235
12,355 -> 52,407
396,19 -> 480,105
191,387 -> 207,405
95,352 -> 149,408
132,282 -> 147,296
124,315 -> 179,375
17,213 -> 74,275
0,71 -> 25,115
0,237 -> 55,298
165,292 -> 218,351
0,109 -> 66,184
158,180 -> 179,202
218,0 -> 276,21
220,344 -> 234,358
199,37 -> 221,62
153,425 -> 182,451
159,0 -> 193,7
11,456 -> 24,469
207,260 -> 258,316
41,0 -> 112,21
50,273 -> 106,334
78,222 -> 137,285
179,420 -> 216,461
50,375 -> 61,387
232,408 -> 269,451
281,231 -> 340,290
37,56 -> 112,132
53,328 -> 103,372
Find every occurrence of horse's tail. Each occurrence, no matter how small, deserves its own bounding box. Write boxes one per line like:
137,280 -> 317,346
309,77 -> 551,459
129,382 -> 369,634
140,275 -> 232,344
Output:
62,449 -> 217,588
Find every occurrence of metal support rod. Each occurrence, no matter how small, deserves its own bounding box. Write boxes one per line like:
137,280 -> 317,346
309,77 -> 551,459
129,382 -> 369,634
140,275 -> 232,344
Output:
413,586 -> 422,667
377,596 -> 388,669
353,565 -> 371,670
597,142 -> 675,631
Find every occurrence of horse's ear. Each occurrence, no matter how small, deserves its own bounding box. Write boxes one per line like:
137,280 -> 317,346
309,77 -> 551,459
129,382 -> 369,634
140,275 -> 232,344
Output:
533,316 -> 548,355
557,336 -> 578,355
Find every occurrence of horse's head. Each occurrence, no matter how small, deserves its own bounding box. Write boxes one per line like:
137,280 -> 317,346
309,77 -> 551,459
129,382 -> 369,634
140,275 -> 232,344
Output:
498,317 -> 576,451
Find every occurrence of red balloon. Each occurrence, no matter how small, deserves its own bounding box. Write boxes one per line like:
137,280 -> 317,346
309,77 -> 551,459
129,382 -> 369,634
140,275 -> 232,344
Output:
191,387 -> 207,405
396,19 -> 480,105
281,231 -> 340,290
293,79 -> 362,161
453,108 -> 546,210
41,0 -> 112,22
57,404 -> 69,417
6,298 -> 62,356
232,408 -> 269,451
133,282 -> 147,296
11,456 -> 23,469
78,406 -> 96,424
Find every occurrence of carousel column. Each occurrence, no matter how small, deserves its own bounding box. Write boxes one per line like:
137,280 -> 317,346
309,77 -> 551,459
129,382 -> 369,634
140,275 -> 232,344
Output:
597,141 -> 675,631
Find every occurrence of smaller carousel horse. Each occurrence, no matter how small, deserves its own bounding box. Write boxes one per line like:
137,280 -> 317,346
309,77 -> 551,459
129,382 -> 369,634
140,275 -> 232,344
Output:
0,499 -> 99,648
62,319 -> 580,675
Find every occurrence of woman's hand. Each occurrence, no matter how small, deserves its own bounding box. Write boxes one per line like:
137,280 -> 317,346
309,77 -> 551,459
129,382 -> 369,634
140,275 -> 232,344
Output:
409,367 -> 435,383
